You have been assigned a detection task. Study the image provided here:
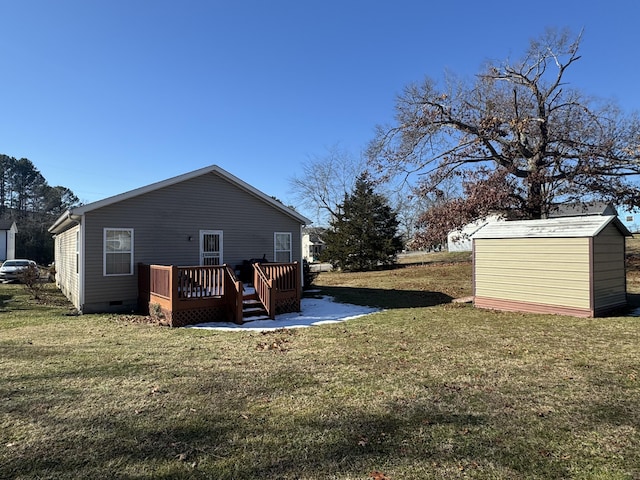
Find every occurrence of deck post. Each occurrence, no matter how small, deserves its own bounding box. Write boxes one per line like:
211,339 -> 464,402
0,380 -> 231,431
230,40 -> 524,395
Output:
294,261 -> 301,312
137,263 -> 150,314
170,265 -> 179,312
224,264 -> 244,325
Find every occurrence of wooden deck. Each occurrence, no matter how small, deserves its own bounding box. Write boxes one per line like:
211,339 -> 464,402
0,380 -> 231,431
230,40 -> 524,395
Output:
138,262 -> 301,327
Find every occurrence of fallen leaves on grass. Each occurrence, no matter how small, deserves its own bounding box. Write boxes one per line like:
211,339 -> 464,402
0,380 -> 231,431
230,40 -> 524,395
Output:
110,314 -> 160,325
256,337 -> 291,352
369,471 -> 390,480
256,328 -> 296,352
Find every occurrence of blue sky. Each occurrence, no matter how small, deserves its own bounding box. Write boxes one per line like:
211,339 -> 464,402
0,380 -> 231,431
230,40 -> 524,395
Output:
1,1 -> 639,221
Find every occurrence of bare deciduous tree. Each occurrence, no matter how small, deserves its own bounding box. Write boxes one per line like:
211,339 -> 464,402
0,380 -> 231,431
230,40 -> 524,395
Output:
368,28 -> 640,245
289,144 -> 366,226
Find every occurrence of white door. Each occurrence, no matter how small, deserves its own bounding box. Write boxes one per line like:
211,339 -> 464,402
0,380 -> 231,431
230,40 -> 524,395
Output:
200,230 -> 223,265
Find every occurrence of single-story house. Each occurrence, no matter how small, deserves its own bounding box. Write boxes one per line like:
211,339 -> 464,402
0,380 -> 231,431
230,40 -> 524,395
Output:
548,200 -> 618,218
302,227 -> 326,262
449,202 -> 619,253
617,208 -> 640,234
0,220 -> 17,262
49,165 -> 311,323
472,215 -> 631,317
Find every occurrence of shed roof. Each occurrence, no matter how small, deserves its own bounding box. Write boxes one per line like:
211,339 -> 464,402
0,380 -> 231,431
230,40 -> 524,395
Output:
472,215 -> 631,239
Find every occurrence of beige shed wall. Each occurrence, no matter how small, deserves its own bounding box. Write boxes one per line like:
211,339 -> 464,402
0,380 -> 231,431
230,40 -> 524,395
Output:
54,224 -> 80,310
474,237 -> 592,310
592,223 -> 627,312
80,171 -> 304,313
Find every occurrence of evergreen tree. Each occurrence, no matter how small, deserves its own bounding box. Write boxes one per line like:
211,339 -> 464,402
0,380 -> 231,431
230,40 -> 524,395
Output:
322,174 -> 403,271
0,154 -> 80,264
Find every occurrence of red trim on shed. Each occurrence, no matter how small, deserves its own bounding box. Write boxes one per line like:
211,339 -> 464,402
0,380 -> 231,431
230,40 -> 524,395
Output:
474,296 -> 594,317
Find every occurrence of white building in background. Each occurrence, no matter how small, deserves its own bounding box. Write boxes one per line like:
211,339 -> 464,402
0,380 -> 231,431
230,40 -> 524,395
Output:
447,215 -> 502,252
302,227 -> 326,262
0,220 -> 17,261
618,209 -> 640,233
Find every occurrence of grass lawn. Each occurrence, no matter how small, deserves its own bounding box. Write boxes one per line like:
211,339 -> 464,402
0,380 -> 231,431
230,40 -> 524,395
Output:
1,245 -> 640,479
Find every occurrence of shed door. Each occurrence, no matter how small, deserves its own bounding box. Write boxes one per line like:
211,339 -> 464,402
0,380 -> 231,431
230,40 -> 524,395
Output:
200,230 -> 223,265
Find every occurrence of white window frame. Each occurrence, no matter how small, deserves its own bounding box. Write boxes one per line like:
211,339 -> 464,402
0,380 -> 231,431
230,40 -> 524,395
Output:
274,232 -> 292,263
103,228 -> 134,276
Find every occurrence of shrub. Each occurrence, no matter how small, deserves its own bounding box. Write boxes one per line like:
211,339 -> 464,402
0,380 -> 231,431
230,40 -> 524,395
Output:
18,264 -> 44,300
302,260 -> 318,290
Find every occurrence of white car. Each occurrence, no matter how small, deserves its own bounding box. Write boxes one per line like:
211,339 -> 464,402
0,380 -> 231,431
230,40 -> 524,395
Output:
0,259 -> 38,282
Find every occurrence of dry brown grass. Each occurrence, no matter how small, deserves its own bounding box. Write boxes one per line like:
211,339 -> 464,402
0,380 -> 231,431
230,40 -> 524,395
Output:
1,248 -> 639,479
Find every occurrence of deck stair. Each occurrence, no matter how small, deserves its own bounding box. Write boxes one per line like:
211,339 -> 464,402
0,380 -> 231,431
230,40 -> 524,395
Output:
242,287 -> 269,321
140,262 -> 301,327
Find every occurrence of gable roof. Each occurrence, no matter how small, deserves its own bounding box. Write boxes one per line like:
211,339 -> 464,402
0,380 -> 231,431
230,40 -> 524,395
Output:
548,201 -> 618,218
472,215 -> 632,239
303,227 -> 326,244
50,165 -> 311,234
448,214 -> 503,237
0,219 -> 16,231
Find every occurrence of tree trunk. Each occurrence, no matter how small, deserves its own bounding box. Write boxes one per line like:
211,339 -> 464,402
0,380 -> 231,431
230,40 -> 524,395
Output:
526,174 -> 545,220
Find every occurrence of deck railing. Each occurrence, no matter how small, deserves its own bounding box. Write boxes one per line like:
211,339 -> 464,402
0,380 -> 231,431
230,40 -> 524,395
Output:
138,261 -> 300,326
253,262 -> 301,319
178,265 -> 228,298
139,263 -> 243,326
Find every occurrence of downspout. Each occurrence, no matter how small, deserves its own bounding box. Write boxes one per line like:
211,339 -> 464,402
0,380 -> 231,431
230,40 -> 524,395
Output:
77,215 -> 85,313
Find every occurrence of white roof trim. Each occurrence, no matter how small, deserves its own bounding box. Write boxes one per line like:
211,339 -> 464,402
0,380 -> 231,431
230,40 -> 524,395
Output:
472,215 -> 631,239
50,165 -> 311,233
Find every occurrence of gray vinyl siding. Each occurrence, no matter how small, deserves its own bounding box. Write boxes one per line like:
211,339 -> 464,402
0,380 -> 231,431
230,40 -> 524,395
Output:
54,224 -> 80,309
80,171 -> 304,312
592,223 -> 627,312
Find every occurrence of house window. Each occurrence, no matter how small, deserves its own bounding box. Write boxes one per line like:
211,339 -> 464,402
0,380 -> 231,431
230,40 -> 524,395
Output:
104,228 -> 134,276
274,232 -> 292,262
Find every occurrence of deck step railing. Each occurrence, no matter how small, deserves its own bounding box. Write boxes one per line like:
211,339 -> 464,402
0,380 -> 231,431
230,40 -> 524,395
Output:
253,262 -> 301,319
139,262 -> 300,326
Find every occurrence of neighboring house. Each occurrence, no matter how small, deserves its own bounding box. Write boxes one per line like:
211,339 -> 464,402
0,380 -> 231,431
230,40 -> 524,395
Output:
49,165 -> 311,315
548,201 -> 618,218
447,215 -> 502,252
0,220 -> 17,262
449,202 -> 621,252
617,208 -> 640,233
472,215 -> 631,318
302,227 -> 326,262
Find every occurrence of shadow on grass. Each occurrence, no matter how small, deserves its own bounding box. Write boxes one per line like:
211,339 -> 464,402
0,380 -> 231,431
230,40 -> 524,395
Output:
626,293 -> 640,309
0,290 -> 14,311
1,391 -> 577,480
3,346 -> 634,479
313,285 -> 453,309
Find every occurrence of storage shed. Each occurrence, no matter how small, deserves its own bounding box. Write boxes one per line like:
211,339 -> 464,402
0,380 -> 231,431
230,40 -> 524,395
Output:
472,215 -> 631,317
